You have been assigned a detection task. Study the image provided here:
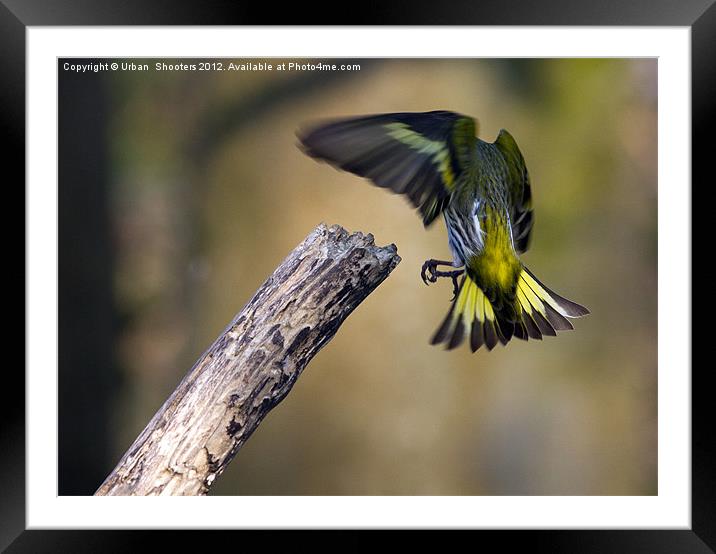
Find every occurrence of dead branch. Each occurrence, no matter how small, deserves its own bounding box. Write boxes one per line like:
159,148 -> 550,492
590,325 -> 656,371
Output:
95,223 -> 400,495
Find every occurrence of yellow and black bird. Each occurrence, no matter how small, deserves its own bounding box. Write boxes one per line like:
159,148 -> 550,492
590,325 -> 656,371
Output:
298,110 -> 588,352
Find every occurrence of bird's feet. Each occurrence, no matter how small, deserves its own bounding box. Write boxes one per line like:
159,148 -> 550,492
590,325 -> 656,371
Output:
421,259 -> 465,300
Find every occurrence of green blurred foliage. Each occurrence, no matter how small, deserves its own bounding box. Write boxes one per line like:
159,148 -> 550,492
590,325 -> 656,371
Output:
108,58 -> 656,495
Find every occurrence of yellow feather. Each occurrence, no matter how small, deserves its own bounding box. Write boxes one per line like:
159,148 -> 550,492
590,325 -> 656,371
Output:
521,271 -> 549,298
475,287 -> 485,322
454,279 -> 470,320
385,123 -> 455,189
516,285 -> 532,314
464,280 -> 478,326
484,294 -> 496,321
521,270 -> 571,316
519,278 -> 546,315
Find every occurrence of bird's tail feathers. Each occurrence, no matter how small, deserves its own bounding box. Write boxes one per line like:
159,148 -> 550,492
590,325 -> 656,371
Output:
512,266 -> 589,340
431,266 -> 588,352
431,274 -> 505,352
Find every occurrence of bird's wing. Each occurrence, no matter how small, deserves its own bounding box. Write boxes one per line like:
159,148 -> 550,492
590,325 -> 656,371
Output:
494,129 -> 534,254
298,111 -> 477,227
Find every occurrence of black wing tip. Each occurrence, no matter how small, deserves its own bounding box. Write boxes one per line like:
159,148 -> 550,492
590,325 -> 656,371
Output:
295,139 -> 318,158
496,319 -> 514,345
553,296 -> 590,318
513,321 -> 528,341
531,310 -> 557,337
567,302 -> 590,317
470,320 -> 485,352
295,116 -> 364,150
543,303 -> 574,331
483,320 -> 499,350
522,313 -> 543,340
431,307 -> 456,346
446,319 -> 466,350
295,126 -> 324,158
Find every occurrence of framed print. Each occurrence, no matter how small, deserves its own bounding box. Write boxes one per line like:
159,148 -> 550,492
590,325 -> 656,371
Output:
8,1 -> 710,550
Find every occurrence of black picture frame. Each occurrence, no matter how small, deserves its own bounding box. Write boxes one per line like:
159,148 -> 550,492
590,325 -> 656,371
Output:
7,1 -> 709,550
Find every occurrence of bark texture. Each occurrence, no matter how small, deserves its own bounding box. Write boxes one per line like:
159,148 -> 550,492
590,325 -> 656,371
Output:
95,223 -> 400,496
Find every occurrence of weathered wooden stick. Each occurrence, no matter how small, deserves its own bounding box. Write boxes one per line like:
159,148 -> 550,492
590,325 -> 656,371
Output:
95,223 -> 400,496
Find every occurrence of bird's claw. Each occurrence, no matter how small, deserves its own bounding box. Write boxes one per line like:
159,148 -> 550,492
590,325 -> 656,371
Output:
420,259 -> 464,299
421,260 -> 439,285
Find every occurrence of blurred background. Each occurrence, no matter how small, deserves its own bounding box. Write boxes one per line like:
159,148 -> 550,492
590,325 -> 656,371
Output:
59,58 -> 657,496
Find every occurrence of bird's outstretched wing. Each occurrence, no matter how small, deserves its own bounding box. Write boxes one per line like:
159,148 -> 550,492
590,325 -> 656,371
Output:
494,129 -> 534,253
298,111 -> 477,227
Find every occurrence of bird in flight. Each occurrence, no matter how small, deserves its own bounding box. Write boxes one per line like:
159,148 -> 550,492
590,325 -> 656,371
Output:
298,110 -> 588,352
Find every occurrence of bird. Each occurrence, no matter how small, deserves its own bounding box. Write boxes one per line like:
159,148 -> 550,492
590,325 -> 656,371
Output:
297,110 -> 589,352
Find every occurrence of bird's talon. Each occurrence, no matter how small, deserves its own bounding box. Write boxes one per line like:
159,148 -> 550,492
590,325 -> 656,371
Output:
419,259 -> 463,294
421,260 -> 440,285
420,263 -> 431,285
